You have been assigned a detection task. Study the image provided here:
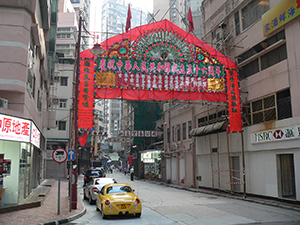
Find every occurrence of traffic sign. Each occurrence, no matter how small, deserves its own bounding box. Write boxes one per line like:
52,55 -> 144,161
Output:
52,148 -> 68,163
68,149 -> 75,161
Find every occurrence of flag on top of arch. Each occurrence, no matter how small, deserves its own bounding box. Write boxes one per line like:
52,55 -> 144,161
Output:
78,19 -> 242,133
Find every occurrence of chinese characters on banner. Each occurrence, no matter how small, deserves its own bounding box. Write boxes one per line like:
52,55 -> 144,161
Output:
97,57 -> 223,78
226,69 -> 242,132
78,58 -> 94,130
262,0 -> 300,36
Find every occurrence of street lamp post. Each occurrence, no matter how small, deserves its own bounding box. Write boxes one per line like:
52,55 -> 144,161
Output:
75,14 -> 82,170
70,13 -> 82,211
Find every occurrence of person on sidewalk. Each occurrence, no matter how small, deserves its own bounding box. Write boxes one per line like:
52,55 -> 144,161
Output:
130,166 -> 134,181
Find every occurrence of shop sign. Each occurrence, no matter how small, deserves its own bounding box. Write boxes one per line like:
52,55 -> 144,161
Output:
46,150 -> 53,160
0,114 -> 31,143
262,0 -> 300,36
143,158 -> 155,163
31,122 -> 40,148
252,126 -> 300,143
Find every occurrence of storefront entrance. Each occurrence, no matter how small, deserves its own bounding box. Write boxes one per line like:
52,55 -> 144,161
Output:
278,154 -> 296,199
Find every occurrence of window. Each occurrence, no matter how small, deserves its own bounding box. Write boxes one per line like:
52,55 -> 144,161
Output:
246,89 -> 292,125
238,30 -> 285,64
277,89 -> 292,120
239,59 -> 259,79
172,126 -> 175,142
242,0 -> 270,30
177,125 -> 181,141
238,30 -> 286,79
59,99 -> 67,109
212,148 -> 218,153
57,34 -> 71,39
56,44 -> 70,49
57,28 -> 71,32
60,77 -> 68,86
182,123 -> 186,140
188,121 -> 192,138
235,11 -> 240,36
261,44 -> 287,70
58,121 -> 66,130
198,116 -> 207,126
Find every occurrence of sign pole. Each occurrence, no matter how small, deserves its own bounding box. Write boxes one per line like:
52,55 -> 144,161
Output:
52,147 -> 68,216
69,160 -> 72,212
58,163 -> 61,215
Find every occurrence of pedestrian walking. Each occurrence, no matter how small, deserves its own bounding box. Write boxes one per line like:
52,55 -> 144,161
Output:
124,167 -> 127,175
130,166 -> 134,181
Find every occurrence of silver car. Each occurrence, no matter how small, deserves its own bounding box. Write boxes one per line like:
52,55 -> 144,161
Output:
83,177 -> 117,204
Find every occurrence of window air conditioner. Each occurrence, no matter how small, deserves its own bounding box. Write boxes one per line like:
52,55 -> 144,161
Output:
0,98 -> 8,109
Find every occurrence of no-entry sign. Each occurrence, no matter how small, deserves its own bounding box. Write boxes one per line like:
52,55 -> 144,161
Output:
52,148 -> 68,163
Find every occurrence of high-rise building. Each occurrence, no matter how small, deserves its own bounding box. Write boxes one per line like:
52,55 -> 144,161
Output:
100,0 -> 148,41
71,0 -> 91,51
99,0 -> 149,156
153,0 -> 203,39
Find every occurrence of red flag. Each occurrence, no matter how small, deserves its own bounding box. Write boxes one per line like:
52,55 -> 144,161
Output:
125,4 -> 132,32
187,7 -> 194,33
78,132 -> 87,146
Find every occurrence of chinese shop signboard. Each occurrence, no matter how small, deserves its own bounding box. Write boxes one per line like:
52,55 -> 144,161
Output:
0,114 -> 31,142
0,114 -> 40,146
31,122 -> 40,148
262,0 -> 300,36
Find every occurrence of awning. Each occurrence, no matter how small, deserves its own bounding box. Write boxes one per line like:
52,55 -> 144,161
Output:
47,139 -> 69,143
189,121 -> 226,137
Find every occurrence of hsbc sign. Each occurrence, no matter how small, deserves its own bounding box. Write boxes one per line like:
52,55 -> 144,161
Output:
253,126 -> 300,143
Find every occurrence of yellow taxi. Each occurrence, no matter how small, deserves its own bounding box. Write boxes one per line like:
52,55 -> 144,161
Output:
96,183 -> 142,219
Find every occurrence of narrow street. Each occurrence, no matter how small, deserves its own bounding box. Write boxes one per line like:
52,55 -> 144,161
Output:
69,171 -> 300,225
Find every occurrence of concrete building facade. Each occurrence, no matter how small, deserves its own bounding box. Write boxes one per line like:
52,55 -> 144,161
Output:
0,0 -> 56,207
197,0 -> 300,200
46,0 -> 77,179
159,0 -> 300,202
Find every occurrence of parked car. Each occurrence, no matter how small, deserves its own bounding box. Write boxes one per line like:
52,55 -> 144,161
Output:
84,168 -> 105,186
83,177 -> 117,204
96,183 -> 142,219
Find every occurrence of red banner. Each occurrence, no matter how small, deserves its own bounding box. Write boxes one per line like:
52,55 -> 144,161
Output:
78,20 -> 242,132
226,69 -> 242,133
78,59 -> 94,130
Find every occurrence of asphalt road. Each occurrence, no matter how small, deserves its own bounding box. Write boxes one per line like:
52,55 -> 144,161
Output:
68,171 -> 300,225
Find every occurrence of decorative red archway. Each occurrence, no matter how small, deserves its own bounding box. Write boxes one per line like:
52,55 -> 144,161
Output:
78,19 -> 242,133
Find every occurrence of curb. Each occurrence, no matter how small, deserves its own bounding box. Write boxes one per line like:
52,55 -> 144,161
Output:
40,207 -> 86,225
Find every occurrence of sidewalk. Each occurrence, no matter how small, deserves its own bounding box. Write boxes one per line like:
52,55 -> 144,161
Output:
0,175 -> 85,225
